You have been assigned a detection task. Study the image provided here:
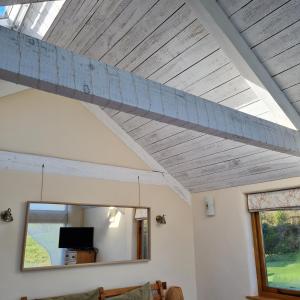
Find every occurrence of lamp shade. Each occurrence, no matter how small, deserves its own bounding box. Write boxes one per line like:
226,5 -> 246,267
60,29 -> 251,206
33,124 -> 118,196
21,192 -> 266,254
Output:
134,208 -> 148,220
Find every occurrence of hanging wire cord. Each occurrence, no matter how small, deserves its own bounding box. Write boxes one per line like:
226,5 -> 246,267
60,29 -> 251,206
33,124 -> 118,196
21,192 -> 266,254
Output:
41,164 -> 45,202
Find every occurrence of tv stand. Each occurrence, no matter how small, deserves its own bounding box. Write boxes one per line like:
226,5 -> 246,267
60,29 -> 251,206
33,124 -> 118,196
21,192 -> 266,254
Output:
65,249 -> 97,265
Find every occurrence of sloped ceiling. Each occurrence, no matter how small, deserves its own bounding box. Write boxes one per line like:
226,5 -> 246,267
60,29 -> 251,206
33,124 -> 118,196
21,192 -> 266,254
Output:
1,0 -> 300,192
218,0 -> 300,115
46,0 -> 280,125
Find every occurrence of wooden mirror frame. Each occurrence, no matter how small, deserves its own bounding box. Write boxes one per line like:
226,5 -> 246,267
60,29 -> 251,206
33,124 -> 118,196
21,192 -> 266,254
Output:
21,201 -> 151,271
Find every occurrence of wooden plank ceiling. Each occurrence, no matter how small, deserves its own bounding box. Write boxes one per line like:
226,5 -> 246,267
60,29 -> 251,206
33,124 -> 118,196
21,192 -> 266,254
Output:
3,0 -> 300,192
44,0 -> 300,191
45,0 -> 274,122
218,0 -> 300,117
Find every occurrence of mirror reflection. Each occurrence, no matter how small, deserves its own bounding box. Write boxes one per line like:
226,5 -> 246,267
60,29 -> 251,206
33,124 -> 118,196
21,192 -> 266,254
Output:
22,202 -> 150,270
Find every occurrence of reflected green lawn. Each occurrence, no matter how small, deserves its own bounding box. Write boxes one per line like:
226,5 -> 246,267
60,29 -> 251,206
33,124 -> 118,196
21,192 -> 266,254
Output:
266,253 -> 300,290
24,235 -> 51,268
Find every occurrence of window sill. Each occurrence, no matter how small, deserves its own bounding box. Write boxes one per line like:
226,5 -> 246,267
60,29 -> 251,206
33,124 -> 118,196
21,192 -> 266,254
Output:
247,295 -> 300,300
247,297 -> 281,300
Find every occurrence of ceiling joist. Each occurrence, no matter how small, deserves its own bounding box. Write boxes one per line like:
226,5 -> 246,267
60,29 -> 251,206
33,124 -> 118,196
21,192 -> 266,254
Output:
0,150 -> 167,186
0,26 -> 300,157
186,0 -> 300,130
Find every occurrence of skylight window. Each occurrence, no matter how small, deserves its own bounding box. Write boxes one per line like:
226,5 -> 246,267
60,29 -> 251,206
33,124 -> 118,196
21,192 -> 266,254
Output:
0,6 -> 8,19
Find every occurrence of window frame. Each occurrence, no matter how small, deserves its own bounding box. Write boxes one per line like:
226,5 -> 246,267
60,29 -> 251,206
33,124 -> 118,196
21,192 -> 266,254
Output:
136,219 -> 149,260
251,212 -> 300,299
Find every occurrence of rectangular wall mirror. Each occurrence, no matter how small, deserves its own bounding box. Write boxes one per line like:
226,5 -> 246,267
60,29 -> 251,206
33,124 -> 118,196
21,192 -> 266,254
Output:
21,202 -> 150,271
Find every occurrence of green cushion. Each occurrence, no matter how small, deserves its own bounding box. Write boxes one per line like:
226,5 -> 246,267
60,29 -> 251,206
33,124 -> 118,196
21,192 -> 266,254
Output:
36,289 -> 99,300
109,283 -> 152,300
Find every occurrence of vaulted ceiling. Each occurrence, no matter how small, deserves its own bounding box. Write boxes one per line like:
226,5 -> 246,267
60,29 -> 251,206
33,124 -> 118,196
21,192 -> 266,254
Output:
45,0 -> 285,125
1,0 -> 300,194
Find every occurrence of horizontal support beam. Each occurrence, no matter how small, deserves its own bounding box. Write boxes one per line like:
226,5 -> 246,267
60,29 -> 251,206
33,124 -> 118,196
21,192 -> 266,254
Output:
0,0 -> 59,5
0,150 -> 167,185
186,0 -> 300,129
0,26 -> 300,157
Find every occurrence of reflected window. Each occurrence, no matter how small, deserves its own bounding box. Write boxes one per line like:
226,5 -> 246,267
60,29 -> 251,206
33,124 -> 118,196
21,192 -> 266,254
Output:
25,223 -> 64,268
24,203 -> 67,268
30,203 -> 67,211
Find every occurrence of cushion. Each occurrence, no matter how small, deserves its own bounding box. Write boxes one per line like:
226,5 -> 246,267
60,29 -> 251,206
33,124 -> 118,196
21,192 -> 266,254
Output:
166,287 -> 184,300
109,283 -> 152,300
35,289 -> 99,300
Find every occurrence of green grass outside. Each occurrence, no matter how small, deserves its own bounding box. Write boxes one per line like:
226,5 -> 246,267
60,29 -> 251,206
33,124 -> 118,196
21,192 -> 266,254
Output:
266,253 -> 300,290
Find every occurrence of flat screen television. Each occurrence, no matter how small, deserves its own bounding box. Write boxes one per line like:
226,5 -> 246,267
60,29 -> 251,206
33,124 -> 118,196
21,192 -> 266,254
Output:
59,227 -> 94,249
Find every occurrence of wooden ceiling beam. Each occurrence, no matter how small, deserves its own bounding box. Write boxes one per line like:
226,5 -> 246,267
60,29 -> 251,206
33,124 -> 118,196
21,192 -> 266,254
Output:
0,26 -> 300,156
0,150 -> 167,186
186,0 -> 300,130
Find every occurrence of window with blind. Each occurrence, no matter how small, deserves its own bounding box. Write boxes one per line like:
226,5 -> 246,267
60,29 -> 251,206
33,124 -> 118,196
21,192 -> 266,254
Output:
248,189 -> 300,298
24,203 -> 68,268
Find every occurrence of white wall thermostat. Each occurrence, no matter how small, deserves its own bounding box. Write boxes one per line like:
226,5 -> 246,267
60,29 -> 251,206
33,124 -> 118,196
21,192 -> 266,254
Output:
204,195 -> 215,217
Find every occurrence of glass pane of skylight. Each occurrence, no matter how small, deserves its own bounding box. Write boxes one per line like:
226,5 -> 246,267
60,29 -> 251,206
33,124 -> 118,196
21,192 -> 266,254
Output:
0,6 -> 8,19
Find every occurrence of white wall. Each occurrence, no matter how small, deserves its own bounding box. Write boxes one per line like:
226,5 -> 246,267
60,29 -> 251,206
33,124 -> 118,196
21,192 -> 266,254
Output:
0,172 -> 197,300
0,89 -> 149,170
68,205 -> 84,227
0,89 -> 197,300
83,207 -> 136,262
192,177 -> 300,300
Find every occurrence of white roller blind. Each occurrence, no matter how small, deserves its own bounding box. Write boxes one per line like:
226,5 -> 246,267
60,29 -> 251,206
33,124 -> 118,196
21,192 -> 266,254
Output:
248,188 -> 300,212
28,210 -> 68,223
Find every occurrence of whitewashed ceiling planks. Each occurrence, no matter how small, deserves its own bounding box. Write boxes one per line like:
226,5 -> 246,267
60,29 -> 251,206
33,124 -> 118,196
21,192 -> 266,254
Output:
39,0 -> 300,191
218,0 -> 300,122
46,0 -> 276,123
1,0 -> 300,192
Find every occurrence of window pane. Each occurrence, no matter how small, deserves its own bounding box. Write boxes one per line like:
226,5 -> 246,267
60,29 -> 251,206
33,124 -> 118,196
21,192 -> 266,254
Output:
260,210 -> 300,291
0,6 -> 8,19
24,223 -> 64,268
30,203 -> 66,211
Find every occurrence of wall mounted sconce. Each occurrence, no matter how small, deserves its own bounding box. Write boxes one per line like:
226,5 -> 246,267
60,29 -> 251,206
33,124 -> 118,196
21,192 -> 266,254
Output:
204,195 -> 215,217
156,214 -> 166,224
1,208 -> 13,222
